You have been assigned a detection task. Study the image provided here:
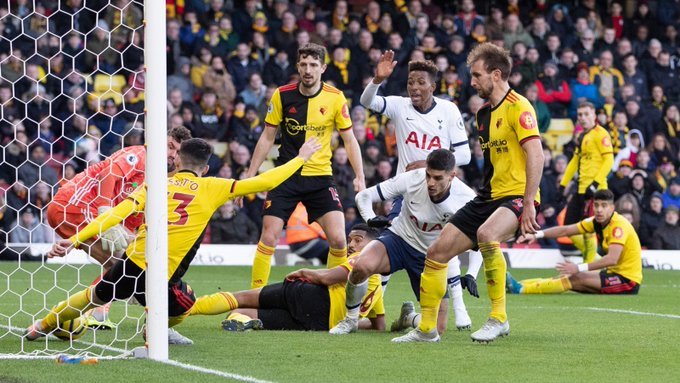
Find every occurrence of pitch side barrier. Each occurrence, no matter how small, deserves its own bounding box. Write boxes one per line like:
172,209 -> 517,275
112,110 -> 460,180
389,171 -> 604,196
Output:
4,244 -> 680,270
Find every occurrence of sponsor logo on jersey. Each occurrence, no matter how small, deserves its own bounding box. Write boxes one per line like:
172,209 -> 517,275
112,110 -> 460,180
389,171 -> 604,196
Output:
283,117 -> 325,136
613,227 -> 623,239
341,103 -> 350,119
602,136 -> 611,147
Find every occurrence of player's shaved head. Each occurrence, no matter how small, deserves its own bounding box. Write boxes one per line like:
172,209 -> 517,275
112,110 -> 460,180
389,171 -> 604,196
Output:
179,138 -> 213,170
426,149 -> 456,172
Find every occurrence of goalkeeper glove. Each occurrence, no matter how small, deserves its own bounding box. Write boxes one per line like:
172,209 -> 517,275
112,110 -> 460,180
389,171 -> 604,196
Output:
98,207 -> 129,252
460,274 -> 479,298
367,216 -> 391,229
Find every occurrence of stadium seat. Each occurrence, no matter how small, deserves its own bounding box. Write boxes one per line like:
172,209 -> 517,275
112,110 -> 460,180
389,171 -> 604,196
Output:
543,119 -> 574,155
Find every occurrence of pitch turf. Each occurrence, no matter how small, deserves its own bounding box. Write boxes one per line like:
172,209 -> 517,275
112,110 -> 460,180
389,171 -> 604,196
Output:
1,263 -> 679,382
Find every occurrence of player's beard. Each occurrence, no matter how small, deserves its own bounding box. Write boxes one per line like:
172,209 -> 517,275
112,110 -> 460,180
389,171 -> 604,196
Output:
167,158 -> 176,173
475,83 -> 493,99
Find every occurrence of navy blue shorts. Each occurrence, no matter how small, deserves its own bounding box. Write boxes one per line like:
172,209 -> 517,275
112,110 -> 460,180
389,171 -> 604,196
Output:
377,230 -> 448,301
386,196 -> 403,221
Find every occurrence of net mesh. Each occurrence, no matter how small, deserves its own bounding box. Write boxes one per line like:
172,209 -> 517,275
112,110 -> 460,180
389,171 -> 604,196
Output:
0,0 -> 147,358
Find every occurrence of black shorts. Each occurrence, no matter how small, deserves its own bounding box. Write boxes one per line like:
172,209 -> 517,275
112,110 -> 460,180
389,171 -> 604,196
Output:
448,195 -> 538,246
599,270 -> 640,295
257,280 -> 330,331
565,193 -> 592,224
263,173 -> 342,223
94,257 -> 196,317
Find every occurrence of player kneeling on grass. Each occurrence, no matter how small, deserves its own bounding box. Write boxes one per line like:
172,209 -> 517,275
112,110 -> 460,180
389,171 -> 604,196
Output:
507,190 -> 642,295
189,223 -> 386,331
25,137 -> 321,344
329,149 -> 479,341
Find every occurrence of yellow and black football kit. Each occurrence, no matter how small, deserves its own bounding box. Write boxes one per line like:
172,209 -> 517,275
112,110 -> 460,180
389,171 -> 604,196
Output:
38,157 -> 306,329
577,212 -> 642,286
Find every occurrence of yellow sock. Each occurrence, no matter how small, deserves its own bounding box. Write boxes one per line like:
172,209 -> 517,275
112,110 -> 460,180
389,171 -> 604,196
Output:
169,312 -> 190,327
583,233 -> 597,263
327,246 -> 347,268
521,276 -> 572,294
226,312 -> 252,322
189,292 -> 238,316
417,258 -> 448,333
42,288 -> 94,331
479,241 -> 507,323
251,242 -> 275,288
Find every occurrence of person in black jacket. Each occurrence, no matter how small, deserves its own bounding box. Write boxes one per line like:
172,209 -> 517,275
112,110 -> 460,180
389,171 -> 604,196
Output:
651,205 -> 680,250
210,201 -> 259,244
640,192 -> 665,248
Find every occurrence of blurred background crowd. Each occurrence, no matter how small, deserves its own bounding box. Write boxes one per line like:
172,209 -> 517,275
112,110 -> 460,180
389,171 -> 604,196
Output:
0,0 -> 679,252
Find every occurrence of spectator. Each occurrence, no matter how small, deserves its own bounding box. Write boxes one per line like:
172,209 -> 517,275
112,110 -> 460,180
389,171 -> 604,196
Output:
621,53 -> 649,102
573,28 -> 597,65
179,11 -> 205,53
227,105 -> 263,152
609,160 -> 634,199
525,83 -> 550,133
195,90 -> 226,140
362,141 -> 381,185
608,111 -> 629,157
167,56 -> 195,102
203,55 -> 237,114
654,156 -> 677,190
629,169 -> 660,211
557,47 -> 578,82
18,145 -> 59,188
625,99 -> 653,143
272,11 -> 297,55
503,14 -> 534,49
656,104 -> 680,153
650,205 -> 680,250
589,50 -> 623,106
371,158 -> 393,186
210,201 -> 259,244
648,133 -> 675,169
190,47 -> 212,89
262,49 -> 294,87
332,146 -> 356,203
226,43 -> 260,93
230,143 -> 250,177
613,129 -> 644,171
615,193 -> 641,230
662,177 -> 680,209
238,72 -> 267,110
569,62 -> 603,119
9,207 -> 54,244
536,59 -> 571,118
640,192 -> 665,248
516,47 -> 542,91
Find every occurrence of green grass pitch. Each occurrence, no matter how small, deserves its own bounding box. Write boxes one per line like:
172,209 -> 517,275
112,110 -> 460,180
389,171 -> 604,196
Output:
1,263 -> 679,382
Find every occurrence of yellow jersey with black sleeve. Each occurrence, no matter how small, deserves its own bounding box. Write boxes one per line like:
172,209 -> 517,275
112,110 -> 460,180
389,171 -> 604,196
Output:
70,157 -> 305,282
266,82 -> 352,176
560,125 -> 614,194
577,212 -> 642,284
475,89 -> 541,201
327,253 -> 384,328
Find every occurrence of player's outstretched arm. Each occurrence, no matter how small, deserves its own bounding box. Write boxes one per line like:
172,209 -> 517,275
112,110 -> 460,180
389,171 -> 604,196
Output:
231,138 -> 321,197
286,266 -> 349,286
517,223 -> 581,244
69,199 -> 136,248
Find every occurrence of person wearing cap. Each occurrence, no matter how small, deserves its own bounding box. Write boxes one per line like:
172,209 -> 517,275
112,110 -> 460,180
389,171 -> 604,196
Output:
569,62 -> 604,119
609,159 -> 634,198
650,205 -> 680,249
536,59 -> 571,118
509,189 -> 643,295
560,101 -> 614,263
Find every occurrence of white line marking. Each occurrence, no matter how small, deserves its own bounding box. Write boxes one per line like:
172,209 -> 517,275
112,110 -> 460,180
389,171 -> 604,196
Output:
466,305 -> 680,319
160,359 -> 275,383
0,323 -> 276,382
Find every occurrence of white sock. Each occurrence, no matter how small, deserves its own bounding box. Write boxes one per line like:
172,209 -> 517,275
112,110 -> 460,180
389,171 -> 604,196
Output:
91,302 -> 111,321
345,278 -> 368,320
466,250 -> 483,278
447,257 -> 466,312
380,274 -> 391,294
409,313 -> 421,328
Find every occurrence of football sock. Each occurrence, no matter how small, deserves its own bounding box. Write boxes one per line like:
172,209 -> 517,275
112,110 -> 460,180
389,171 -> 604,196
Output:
189,292 -> 238,316
521,276 -> 572,294
345,279 -> 368,320
479,241 -> 507,323
251,242 -> 275,288
168,311 -> 190,327
327,246 -> 347,268
43,288 -> 93,331
89,303 -> 110,322
467,250 -> 483,277
447,257 -> 466,312
380,274 -> 391,294
418,258 -> 448,333
408,312 -> 421,328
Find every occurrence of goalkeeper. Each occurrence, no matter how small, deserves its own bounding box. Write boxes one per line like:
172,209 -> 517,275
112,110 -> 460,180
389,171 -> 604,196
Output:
26,137 -> 321,344
45,126 -> 191,329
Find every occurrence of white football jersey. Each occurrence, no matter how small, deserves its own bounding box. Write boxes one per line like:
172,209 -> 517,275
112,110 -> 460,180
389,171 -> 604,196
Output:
356,168 -> 477,254
377,95 -> 469,173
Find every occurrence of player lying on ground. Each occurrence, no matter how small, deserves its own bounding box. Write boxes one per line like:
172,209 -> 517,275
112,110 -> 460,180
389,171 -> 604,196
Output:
46,126 -> 192,329
189,223 -> 386,331
25,137 -> 321,344
507,189 -> 642,295
329,149 -> 478,338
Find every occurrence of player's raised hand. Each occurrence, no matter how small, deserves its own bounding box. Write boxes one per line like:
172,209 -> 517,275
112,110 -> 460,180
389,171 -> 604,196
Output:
297,137 -> 322,162
520,201 -> 541,236
374,50 -> 398,83
47,239 -> 74,258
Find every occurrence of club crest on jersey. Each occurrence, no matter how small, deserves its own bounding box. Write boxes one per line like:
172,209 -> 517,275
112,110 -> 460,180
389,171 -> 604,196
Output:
126,154 -> 138,166
267,102 -> 273,114
496,118 -> 503,129
613,227 -> 623,239
319,106 -> 326,115
457,119 -> 464,130
341,103 -> 350,119
437,119 -> 443,130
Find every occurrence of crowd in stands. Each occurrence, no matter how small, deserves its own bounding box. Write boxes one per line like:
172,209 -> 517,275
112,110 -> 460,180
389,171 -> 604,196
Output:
0,0 -> 679,250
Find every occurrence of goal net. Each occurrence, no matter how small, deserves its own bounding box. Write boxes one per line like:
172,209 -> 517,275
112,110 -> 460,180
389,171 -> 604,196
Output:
0,0 -> 162,359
